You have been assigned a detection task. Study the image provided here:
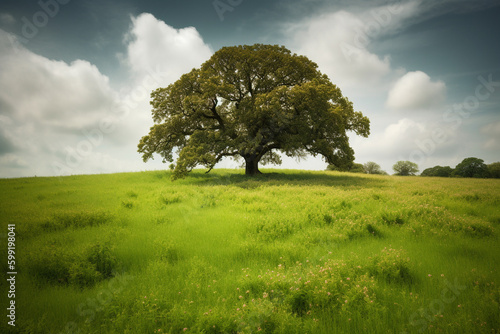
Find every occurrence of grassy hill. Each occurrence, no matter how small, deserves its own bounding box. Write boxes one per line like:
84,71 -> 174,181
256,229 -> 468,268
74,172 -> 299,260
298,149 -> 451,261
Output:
0,169 -> 499,333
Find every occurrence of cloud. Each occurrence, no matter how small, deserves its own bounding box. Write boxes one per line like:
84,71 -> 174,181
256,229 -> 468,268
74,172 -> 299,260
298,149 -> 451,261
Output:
386,71 -> 446,110
123,13 -> 213,85
0,13 -> 215,177
286,2 -> 420,91
351,115 -> 467,173
0,30 -> 120,176
481,121 -> 500,150
0,13 -> 16,25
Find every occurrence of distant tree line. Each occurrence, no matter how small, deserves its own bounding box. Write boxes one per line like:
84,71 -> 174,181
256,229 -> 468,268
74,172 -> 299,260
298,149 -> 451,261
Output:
421,157 -> 500,178
327,157 -> 500,178
327,161 -> 388,175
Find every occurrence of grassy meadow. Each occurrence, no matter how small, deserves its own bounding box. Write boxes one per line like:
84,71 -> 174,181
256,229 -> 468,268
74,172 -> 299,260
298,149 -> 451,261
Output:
0,169 -> 499,333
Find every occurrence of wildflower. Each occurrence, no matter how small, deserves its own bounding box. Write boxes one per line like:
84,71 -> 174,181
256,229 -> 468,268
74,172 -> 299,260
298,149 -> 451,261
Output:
239,295 -> 243,299
428,274 -> 432,277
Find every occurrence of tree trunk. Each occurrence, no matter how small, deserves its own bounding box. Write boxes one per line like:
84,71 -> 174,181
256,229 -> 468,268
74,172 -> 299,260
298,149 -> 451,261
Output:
244,155 -> 262,176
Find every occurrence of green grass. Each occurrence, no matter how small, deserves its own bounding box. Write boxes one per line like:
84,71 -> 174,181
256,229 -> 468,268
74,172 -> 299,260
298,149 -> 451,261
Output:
0,169 -> 499,333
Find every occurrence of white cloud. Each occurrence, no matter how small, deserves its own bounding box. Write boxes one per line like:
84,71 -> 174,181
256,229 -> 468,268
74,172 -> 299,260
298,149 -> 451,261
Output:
123,13 -> 213,86
0,30 -> 118,176
289,10 -> 389,89
0,13 -> 215,177
286,2 -> 420,91
352,116 -> 467,173
386,71 -> 446,110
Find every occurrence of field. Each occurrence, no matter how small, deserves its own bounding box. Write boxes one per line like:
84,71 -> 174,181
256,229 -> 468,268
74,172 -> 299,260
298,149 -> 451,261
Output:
0,169 -> 499,333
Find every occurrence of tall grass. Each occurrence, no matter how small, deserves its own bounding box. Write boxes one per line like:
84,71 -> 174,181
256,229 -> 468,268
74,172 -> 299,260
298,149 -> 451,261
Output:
0,169 -> 498,333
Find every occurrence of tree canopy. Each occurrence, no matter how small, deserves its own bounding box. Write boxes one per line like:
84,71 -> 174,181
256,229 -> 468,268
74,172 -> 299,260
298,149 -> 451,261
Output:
452,157 -> 489,178
326,162 -> 364,173
488,162 -> 500,178
363,161 -> 384,174
393,161 -> 419,176
138,44 -> 370,179
420,165 -> 453,177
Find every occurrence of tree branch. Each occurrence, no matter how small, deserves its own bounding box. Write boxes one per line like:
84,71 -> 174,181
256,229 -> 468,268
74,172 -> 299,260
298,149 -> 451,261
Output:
205,151 -> 240,174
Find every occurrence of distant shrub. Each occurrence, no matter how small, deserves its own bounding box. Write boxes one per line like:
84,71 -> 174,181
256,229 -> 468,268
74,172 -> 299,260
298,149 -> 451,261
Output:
363,161 -> 386,174
327,162 -> 365,173
350,163 -> 365,173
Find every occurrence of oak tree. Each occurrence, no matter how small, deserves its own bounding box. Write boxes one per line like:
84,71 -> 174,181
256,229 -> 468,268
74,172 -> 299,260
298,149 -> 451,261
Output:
453,157 -> 489,178
363,161 -> 384,174
393,161 -> 419,176
138,44 -> 370,179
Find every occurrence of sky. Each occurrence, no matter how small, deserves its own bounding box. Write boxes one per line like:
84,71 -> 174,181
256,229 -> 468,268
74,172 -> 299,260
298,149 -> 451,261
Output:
0,0 -> 499,178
